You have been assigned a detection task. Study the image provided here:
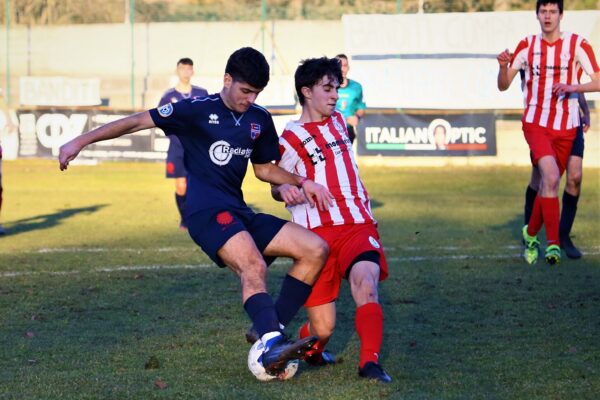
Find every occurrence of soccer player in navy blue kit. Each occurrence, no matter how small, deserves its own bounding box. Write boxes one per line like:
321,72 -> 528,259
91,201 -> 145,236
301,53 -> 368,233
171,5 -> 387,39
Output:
159,58 -> 208,229
59,47 -> 334,377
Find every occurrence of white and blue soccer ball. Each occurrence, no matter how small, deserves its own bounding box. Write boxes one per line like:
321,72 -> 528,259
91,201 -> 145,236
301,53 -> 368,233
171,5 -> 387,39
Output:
247,339 -> 299,381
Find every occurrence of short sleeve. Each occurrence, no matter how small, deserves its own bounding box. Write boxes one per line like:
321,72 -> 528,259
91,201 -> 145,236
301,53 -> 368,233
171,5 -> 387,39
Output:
510,38 -> 529,71
250,114 -> 281,164
277,134 -> 301,173
576,38 -> 600,76
149,99 -> 192,136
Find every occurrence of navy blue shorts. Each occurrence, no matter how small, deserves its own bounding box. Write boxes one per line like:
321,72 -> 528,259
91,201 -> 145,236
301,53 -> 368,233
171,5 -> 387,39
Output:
186,208 -> 287,267
166,136 -> 187,178
570,125 -> 584,158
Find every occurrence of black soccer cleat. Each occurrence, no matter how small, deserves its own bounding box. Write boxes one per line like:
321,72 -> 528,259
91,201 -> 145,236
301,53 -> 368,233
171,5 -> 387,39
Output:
560,236 -> 582,259
245,325 -> 259,344
358,362 -> 392,383
261,335 -> 318,375
305,349 -> 337,366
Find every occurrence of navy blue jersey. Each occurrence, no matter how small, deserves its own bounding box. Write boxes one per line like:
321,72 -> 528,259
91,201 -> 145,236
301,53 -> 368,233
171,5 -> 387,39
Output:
159,86 -> 209,160
149,94 -> 280,217
158,85 -> 208,107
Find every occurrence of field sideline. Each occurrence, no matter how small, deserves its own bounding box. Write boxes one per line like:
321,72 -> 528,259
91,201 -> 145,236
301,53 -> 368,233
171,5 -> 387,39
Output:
0,159 -> 599,399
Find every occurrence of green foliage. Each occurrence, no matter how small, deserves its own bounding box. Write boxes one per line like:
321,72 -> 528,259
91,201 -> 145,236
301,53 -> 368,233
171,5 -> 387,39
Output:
1,0 -> 597,24
0,160 -> 599,398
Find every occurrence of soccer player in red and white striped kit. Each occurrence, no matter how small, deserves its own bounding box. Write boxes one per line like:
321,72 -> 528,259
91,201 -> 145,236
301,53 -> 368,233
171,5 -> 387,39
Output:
497,0 -> 600,265
272,57 -> 391,382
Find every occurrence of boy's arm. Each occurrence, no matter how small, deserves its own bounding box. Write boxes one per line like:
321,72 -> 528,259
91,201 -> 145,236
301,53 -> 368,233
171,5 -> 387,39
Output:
59,111 -> 155,170
497,49 -> 520,91
253,162 -> 333,210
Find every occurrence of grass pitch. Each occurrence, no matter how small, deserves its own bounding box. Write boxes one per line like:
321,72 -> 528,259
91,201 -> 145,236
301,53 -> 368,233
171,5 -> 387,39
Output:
0,159 -> 599,399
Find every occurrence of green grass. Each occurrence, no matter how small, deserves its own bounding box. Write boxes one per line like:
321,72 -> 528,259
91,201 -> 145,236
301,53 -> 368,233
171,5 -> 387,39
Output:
0,159 -> 599,399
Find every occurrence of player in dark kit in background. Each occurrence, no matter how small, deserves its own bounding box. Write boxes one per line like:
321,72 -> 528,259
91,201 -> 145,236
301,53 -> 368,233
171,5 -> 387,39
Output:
59,47 -> 335,377
159,58 -> 208,229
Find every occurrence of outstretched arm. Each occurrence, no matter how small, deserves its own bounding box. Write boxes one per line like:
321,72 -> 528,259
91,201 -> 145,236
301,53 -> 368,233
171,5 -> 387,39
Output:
59,111 -> 155,170
253,162 -> 333,210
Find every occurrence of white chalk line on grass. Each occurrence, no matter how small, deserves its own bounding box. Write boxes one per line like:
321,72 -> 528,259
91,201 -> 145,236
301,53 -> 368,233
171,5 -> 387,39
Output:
1,249 -> 599,279
12,244 -> 598,255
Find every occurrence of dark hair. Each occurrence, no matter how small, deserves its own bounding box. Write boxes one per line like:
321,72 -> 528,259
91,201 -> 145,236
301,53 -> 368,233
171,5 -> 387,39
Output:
536,0 -> 563,13
177,57 -> 194,66
295,57 -> 343,106
225,47 -> 270,89
335,53 -> 348,61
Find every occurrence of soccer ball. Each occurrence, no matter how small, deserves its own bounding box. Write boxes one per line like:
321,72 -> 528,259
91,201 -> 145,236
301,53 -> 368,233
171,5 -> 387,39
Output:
247,339 -> 299,381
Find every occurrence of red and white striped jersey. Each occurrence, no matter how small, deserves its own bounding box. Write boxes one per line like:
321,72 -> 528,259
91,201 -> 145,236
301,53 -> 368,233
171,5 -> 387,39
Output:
510,32 -> 599,130
278,111 -> 375,229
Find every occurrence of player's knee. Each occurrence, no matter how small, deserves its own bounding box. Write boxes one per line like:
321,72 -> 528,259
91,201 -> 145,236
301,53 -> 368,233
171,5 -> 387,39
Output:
313,239 -> 329,265
542,173 -> 560,191
567,171 -> 582,190
311,321 -> 335,341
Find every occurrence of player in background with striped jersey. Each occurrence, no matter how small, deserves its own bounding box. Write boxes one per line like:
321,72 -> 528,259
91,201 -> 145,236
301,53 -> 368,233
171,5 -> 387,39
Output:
273,57 -> 391,382
524,91 -> 590,259
497,0 -> 600,265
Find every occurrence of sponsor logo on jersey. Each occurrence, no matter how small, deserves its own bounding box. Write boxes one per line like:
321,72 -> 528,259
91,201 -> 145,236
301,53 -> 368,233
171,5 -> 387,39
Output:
208,140 -> 253,166
209,114 -> 219,124
158,103 -> 173,117
368,236 -> 381,249
250,123 -> 261,139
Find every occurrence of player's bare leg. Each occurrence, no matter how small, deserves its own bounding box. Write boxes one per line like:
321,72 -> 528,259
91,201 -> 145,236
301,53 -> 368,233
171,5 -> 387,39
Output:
349,261 -> 391,382
529,156 -> 562,264
219,231 -> 317,375
174,177 -> 187,229
263,222 -> 328,285
300,303 -> 337,366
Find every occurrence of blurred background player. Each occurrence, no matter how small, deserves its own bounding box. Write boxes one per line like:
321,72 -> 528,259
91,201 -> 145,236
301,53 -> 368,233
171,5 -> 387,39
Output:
273,57 -> 391,382
334,54 -> 366,144
524,92 -> 590,259
159,58 -> 208,229
497,0 -> 600,265
59,47 -> 336,376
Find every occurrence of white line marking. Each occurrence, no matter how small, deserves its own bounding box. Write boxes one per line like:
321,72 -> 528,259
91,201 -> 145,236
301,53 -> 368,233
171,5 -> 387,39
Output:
1,250 -> 598,279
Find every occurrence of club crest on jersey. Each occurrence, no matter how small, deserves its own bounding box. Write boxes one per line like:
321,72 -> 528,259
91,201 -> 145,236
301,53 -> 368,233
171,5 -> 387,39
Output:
250,123 -> 261,140
368,236 -> 381,249
158,103 -> 173,117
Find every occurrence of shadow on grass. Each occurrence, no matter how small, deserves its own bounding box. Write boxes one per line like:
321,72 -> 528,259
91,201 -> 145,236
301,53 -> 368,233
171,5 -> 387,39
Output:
2,205 -> 108,237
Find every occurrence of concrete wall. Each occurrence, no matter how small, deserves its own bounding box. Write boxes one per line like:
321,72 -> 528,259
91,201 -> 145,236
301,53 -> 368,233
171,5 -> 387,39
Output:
0,20 -> 344,108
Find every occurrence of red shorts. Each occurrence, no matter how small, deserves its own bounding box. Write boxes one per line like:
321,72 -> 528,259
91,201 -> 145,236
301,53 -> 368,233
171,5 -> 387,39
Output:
304,223 -> 389,308
522,122 -> 576,175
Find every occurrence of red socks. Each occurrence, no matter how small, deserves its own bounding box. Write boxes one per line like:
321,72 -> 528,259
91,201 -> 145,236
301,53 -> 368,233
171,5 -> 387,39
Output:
298,321 -> 325,354
355,303 -> 384,368
541,197 -> 560,246
300,303 -> 384,367
527,195 -> 560,246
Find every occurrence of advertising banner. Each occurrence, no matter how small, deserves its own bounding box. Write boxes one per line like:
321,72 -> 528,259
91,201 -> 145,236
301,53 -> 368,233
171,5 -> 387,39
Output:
358,112 -> 496,157
16,109 -> 168,161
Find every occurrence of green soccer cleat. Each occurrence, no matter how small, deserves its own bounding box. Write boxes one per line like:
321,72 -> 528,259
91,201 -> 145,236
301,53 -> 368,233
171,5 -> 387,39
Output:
522,225 -> 540,265
545,244 -> 561,265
